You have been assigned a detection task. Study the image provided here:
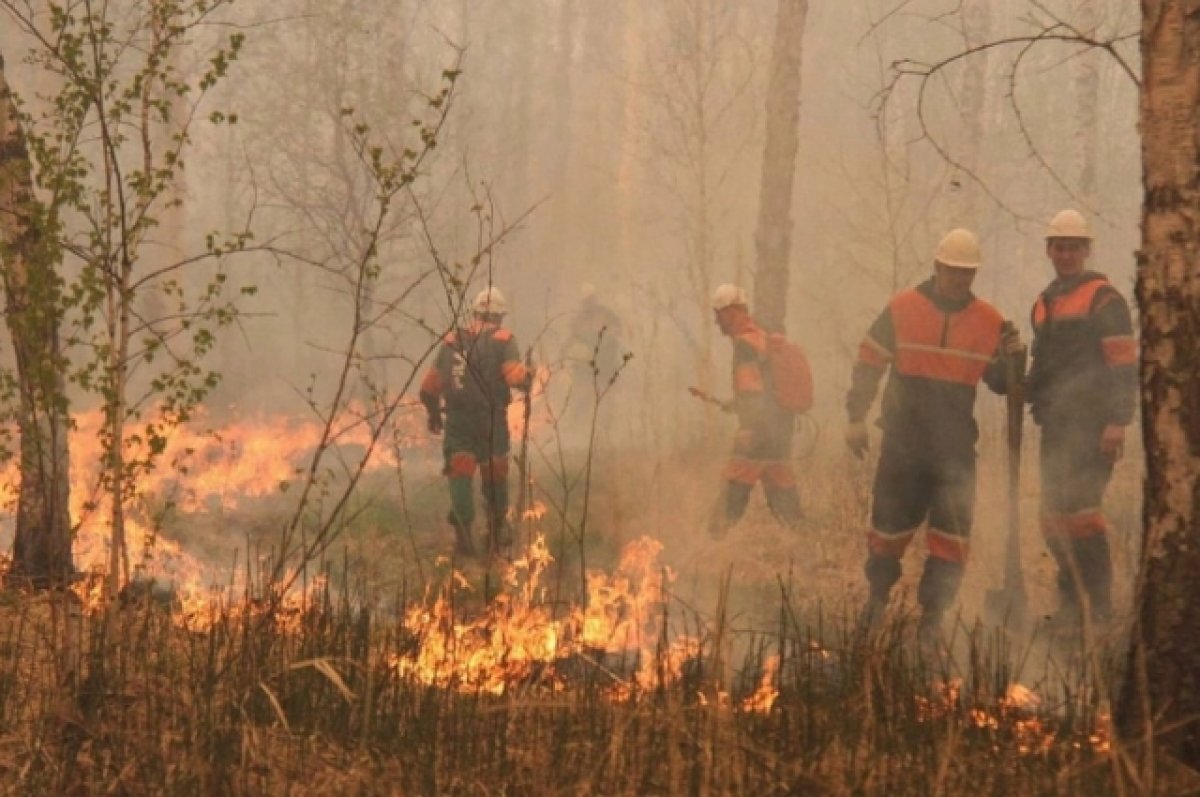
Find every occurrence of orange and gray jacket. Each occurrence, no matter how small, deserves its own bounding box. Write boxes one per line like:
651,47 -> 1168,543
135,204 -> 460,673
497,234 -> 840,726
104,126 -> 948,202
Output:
725,311 -> 791,435
419,320 -> 527,418
846,278 -> 1009,451
1027,271 -> 1136,428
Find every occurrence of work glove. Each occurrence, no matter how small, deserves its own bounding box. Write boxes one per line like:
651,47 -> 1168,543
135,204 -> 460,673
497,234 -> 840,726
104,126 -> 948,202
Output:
427,412 -> 443,435
1099,423 -> 1125,462
1000,323 -> 1025,357
845,421 -> 869,459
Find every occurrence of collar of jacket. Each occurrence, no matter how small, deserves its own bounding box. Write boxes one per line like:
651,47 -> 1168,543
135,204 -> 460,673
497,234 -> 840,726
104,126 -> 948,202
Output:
917,277 -> 974,313
466,318 -> 499,335
1047,269 -> 1106,298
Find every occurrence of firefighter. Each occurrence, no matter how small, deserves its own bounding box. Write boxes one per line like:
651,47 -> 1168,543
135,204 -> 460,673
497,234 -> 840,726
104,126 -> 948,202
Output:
419,286 -> 530,557
845,229 -> 1022,647
709,283 -> 803,535
559,282 -> 624,432
1028,210 -> 1136,627
563,282 -> 623,385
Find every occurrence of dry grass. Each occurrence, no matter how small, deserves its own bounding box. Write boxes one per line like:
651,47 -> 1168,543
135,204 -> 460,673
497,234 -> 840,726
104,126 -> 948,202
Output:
0,421 -> 1189,795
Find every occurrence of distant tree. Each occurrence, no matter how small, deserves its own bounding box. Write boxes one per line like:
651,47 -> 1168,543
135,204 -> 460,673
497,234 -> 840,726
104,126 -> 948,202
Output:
1118,0 -> 1200,771
0,52 -> 72,588
751,0 -> 807,334
636,0 -> 760,406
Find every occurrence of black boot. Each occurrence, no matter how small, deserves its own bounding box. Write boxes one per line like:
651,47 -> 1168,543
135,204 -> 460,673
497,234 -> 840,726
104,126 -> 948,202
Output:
448,511 -> 477,558
1075,536 -> 1113,624
917,557 -> 963,654
765,485 -> 804,530
857,554 -> 902,636
1045,536 -> 1083,629
486,511 -> 513,555
710,482 -> 753,538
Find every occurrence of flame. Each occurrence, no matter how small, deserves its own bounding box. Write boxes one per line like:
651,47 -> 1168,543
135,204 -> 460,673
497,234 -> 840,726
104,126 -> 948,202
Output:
0,403 -> 431,620
741,654 -> 780,713
389,534 -> 703,700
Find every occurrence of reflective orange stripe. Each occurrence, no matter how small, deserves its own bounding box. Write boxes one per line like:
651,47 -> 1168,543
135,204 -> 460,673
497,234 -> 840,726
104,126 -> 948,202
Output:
927,529 -> 969,564
448,452 -> 477,477
1032,277 -> 1110,327
480,456 -> 509,482
1041,510 -> 1107,539
857,336 -> 892,367
890,290 -> 1002,386
868,528 -> 916,558
762,462 -> 796,488
1101,335 -> 1137,366
722,458 -> 763,485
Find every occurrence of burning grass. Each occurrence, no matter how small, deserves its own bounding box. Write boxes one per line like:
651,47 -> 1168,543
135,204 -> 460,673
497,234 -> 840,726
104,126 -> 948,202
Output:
0,411 -> 1187,794
0,534 -> 1164,796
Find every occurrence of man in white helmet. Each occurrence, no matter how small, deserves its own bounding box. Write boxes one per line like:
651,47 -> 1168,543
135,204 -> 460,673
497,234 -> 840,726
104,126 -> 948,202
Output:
419,285 -> 530,557
845,229 -> 1022,649
709,283 -> 804,534
1027,210 -> 1136,628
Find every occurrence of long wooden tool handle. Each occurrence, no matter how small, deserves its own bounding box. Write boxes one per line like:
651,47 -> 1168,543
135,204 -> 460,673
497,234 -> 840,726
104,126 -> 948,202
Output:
1003,324 -> 1028,596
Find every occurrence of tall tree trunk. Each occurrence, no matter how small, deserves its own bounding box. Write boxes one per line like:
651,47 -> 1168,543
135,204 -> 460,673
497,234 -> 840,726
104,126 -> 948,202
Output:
752,0 -> 808,334
958,0 -> 991,225
0,53 -> 74,588
1073,0 -> 1100,204
1118,0 -> 1200,769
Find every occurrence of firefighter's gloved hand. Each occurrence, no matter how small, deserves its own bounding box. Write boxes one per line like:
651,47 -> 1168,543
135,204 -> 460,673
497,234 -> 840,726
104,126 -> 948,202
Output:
427,412 -> 443,435
1099,423 -> 1125,462
845,421 -> 869,459
1000,324 -> 1024,356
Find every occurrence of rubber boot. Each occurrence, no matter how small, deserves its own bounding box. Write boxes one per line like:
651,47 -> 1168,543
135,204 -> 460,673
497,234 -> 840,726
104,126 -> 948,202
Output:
917,557 -> 963,656
1045,536 -> 1083,630
765,485 -> 804,530
725,481 -> 753,522
710,481 -> 753,538
482,475 -> 512,554
1075,535 -> 1113,625
449,476 -> 476,527
447,511 -> 477,558
857,554 -> 902,637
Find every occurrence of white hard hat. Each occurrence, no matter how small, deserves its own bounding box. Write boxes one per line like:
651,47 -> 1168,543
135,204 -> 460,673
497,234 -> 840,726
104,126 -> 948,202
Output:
934,228 -> 983,269
472,286 -> 508,315
710,283 -> 748,310
1045,209 -> 1091,240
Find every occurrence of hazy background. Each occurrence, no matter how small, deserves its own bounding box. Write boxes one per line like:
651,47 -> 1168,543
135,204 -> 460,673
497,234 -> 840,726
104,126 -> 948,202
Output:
0,0 -> 1144,614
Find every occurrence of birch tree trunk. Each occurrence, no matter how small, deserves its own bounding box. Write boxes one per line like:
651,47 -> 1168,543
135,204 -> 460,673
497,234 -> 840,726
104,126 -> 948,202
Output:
0,53 -> 74,588
1073,0 -> 1100,204
752,0 -> 808,334
1118,0 -> 1200,769
958,0 -> 991,224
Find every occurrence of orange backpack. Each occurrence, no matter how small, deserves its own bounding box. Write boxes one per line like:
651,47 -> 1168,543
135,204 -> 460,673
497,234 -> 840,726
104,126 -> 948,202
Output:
766,333 -> 814,414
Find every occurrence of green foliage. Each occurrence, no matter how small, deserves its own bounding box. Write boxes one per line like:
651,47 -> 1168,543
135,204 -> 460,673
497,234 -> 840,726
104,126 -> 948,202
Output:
1,0 -> 255,584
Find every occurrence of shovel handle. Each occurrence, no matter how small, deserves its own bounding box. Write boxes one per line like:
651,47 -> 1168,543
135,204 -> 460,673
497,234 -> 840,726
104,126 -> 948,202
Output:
1003,323 -> 1028,596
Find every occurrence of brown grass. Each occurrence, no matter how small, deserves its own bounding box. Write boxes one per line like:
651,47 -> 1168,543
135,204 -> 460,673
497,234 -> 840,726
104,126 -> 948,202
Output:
0,421 -> 1188,796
